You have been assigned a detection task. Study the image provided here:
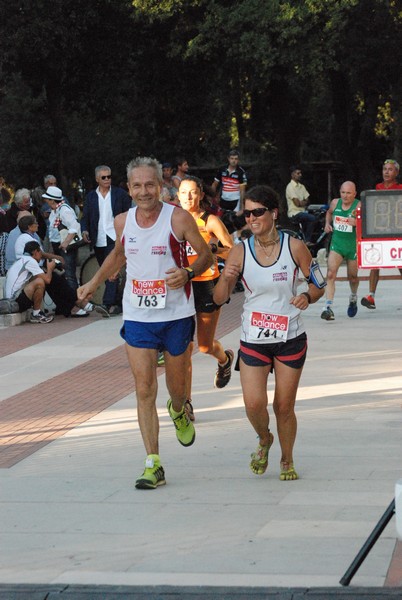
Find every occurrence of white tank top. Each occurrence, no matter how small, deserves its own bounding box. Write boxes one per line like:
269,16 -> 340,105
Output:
241,232 -> 305,343
122,202 -> 195,322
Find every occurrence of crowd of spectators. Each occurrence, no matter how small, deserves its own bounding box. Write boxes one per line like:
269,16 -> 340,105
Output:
0,153 -> 323,326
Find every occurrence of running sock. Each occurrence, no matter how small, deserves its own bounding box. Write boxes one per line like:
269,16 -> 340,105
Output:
326,300 -> 333,308
349,294 -> 357,302
32,309 -> 40,316
168,401 -> 184,418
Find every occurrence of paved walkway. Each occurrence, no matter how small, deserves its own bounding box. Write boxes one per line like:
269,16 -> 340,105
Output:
0,270 -> 401,598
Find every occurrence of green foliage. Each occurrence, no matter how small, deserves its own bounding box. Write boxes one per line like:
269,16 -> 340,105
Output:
0,0 -> 401,195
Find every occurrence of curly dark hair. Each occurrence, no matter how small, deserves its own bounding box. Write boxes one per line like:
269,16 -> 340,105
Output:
244,185 -> 279,211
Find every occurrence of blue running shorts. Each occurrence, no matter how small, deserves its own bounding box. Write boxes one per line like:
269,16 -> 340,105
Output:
120,316 -> 195,356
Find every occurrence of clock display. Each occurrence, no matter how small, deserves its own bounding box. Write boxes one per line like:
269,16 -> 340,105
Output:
362,190 -> 402,238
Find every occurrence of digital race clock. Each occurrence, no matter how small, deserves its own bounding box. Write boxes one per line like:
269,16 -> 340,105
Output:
361,189 -> 402,238
357,190 -> 402,268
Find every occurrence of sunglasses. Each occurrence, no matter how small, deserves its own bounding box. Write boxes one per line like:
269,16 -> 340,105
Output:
243,207 -> 270,218
101,175 -> 112,180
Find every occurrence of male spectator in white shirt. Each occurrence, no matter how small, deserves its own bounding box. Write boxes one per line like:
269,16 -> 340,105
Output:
286,165 -> 316,243
81,165 -> 132,315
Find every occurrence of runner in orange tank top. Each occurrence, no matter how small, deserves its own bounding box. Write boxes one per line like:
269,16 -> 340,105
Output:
178,176 -> 234,420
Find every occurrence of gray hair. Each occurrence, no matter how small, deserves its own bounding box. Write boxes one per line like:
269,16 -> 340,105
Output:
18,215 -> 36,232
384,159 -> 400,172
95,165 -> 111,178
44,174 -> 57,185
14,188 -> 30,206
126,157 -> 163,183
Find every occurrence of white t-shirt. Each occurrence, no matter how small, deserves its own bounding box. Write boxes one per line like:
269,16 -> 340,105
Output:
14,233 -> 43,260
96,188 -> 115,247
5,256 -> 44,299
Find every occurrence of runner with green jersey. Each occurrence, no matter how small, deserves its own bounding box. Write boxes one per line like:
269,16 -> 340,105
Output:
320,181 -> 361,321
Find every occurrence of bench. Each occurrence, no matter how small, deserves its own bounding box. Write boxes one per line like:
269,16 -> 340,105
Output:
0,277 -> 29,326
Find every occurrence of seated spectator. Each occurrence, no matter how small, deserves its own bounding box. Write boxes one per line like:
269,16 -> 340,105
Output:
3,187 -> 47,240
4,210 -> 32,271
44,185 -> 83,291
14,215 -> 60,263
286,165 -> 316,243
4,241 -> 55,323
13,216 -> 95,318
5,241 -> 110,320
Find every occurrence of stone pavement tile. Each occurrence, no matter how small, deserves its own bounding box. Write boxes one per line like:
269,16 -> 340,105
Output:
0,292 -> 243,469
0,314 -> 100,359
0,346 -> 134,467
1,280 -> 401,591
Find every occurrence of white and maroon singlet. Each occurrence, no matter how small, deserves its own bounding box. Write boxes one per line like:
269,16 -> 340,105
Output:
121,202 -> 195,322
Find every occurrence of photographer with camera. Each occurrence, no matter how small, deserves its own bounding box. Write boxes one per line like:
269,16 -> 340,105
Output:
3,239 -> 109,321
4,241 -> 56,323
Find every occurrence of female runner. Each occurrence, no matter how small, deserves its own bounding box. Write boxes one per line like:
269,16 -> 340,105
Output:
178,176 -> 234,420
213,185 -> 324,480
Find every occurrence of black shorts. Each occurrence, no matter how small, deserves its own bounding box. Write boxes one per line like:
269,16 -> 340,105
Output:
15,290 -> 33,312
220,198 -> 238,211
192,279 -> 220,313
236,332 -> 308,371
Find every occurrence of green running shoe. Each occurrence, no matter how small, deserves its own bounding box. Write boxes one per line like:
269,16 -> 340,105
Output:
167,398 -> 196,447
135,455 -> 166,489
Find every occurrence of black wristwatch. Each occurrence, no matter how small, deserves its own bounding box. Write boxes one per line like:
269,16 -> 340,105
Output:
183,267 -> 195,280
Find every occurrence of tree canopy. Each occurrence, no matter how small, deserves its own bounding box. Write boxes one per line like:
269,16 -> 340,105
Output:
0,0 -> 401,198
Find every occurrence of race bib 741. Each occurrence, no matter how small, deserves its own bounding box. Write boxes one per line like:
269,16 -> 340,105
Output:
249,311 -> 289,341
